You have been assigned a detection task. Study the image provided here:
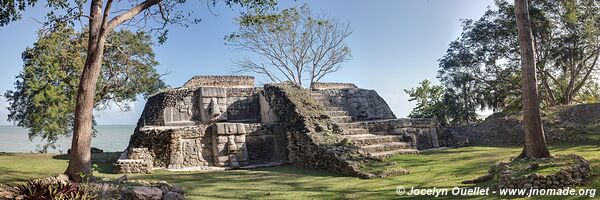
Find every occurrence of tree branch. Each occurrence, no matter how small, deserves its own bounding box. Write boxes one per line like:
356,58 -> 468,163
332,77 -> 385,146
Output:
107,0 -> 161,32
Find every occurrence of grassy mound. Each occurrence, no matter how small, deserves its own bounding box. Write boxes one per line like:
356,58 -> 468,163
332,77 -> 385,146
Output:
448,103 -> 600,146
489,154 -> 592,189
491,155 -> 584,177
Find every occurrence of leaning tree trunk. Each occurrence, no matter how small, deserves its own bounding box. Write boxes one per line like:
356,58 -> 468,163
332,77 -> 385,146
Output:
65,0 -> 109,182
514,0 -> 551,159
64,0 -> 160,182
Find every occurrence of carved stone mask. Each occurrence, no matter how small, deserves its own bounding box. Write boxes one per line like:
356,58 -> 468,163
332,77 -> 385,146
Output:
209,98 -> 221,118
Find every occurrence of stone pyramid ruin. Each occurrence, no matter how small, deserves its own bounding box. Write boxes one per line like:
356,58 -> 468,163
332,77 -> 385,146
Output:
115,76 -> 442,177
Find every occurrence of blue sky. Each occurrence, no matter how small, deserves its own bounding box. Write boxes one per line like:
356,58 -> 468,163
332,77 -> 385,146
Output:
0,0 -> 495,125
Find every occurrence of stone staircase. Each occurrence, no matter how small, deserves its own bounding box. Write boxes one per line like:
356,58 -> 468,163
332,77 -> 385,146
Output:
311,92 -> 418,159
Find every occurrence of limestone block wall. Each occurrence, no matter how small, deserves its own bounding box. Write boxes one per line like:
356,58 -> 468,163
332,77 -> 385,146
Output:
314,88 -> 396,120
90,152 -> 121,163
495,154 -> 591,189
114,148 -> 154,173
225,88 -> 261,122
135,87 -> 262,127
245,124 -> 287,163
182,75 -> 254,88
168,125 -> 214,169
128,123 -> 286,169
311,82 -> 357,90
352,119 -> 440,150
258,92 -> 278,124
198,87 -> 228,122
129,125 -> 213,168
211,122 -> 250,167
136,88 -> 197,127
128,127 -> 172,167
115,159 -> 152,173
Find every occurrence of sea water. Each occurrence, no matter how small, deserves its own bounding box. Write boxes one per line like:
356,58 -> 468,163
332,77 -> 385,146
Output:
0,125 -> 135,153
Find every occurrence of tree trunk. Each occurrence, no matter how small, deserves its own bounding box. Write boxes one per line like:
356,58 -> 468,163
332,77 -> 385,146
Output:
514,0 -> 551,159
65,0 -> 110,182
63,0 -> 159,181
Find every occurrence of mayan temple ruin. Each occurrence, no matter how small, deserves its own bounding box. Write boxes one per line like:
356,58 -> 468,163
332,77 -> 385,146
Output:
115,75 -> 442,177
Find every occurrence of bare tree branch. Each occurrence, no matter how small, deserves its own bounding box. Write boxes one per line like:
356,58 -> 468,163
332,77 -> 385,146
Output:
107,0 -> 161,32
227,5 -> 352,87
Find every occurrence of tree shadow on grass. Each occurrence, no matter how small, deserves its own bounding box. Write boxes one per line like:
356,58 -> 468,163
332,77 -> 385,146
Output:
121,166 -> 395,199
0,166 -> 50,185
90,145 -> 599,199
93,162 -> 115,174
247,164 -> 347,178
52,154 -> 68,160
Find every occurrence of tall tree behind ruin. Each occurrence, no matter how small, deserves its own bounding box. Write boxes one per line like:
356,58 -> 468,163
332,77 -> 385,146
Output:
227,5 -> 352,88
0,0 -> 277,181
514,0 -> 551,158
438,0 -> 599,113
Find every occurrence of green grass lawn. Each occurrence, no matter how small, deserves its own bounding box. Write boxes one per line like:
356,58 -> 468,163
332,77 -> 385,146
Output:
1,145 -> 598,199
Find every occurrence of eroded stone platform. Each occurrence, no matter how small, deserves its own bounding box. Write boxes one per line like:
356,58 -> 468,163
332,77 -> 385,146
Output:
118,76 -> 443,175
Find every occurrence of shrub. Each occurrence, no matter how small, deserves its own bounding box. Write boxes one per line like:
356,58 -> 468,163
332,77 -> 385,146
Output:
16,178 -> 93,200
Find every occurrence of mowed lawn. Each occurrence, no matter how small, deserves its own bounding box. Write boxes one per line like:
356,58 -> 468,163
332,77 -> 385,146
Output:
1,145 -> 598,200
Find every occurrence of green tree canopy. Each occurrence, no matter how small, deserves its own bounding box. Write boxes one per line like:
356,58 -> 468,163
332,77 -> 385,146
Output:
4,23 -> 166,152
438,0 -> 599,113
405,80 -> 447,123
405,79 -> 479,125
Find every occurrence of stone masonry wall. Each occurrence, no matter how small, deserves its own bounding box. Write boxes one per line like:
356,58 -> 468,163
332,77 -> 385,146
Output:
211,122 -> 251,167
352,119 -> 440,150
114,148 -> 154,173
135,88 -> 196,127
495,154 -> 592,189
245,124 -> 287,164
311,82 -> 358,90
314,88 -> 396,120
128,127 -> 174,167
127,76 -> 286,171
225,88 -> 261,122
134,87 -> 262,128
182,75 -> 254,88
442,103 -> 600,146
128,123 -> 286,169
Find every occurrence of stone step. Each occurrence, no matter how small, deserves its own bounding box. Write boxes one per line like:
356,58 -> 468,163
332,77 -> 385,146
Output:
337,122 -> 366,130
325,106 -> 347,111
330,116 -> 353,123
312,95 -> 329,100
369,149 -> 419,159
319,101 -> 342,107
315,99 -> 331,105
311,97 -> 329,101
315,99 -> 347,107
342,128 -> 369,135
310,93 -> 329,101
326,110 -> 350,117
360,142 -> 413,153
344,134 -> 405,146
